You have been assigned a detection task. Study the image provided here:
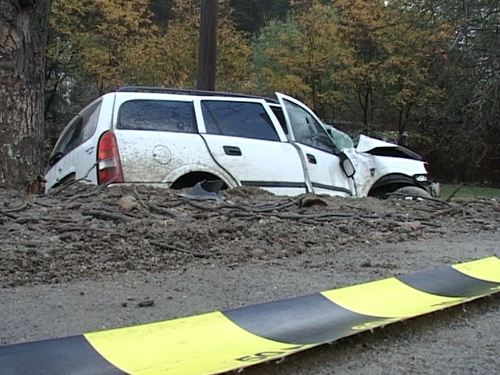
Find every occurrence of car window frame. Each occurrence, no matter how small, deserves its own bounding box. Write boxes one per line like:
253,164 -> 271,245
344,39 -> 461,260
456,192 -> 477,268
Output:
78,99 -> 103,145
278,95 -> 338,154
200,99 -> 281,142
45,115 -> 82,170
116,99 -> 197,134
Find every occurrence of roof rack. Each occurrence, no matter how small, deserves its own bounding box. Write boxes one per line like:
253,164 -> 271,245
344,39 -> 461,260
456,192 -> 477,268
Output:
115,86 -> 278,103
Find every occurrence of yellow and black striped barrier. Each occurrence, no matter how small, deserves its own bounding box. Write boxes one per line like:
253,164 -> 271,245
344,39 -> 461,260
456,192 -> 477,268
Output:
2,256 -> 499,375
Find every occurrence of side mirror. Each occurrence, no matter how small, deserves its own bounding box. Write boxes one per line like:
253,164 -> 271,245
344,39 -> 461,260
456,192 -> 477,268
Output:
340,153 -> 355,178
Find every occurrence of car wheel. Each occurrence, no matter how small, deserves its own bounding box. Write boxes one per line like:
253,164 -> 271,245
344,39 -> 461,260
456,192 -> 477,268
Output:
389,186 -> 432,199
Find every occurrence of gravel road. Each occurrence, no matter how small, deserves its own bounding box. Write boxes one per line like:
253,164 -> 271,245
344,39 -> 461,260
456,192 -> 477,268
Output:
1,184 -> 499,374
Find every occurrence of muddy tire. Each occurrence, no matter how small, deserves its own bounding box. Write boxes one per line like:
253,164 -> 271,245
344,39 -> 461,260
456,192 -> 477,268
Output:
390,186 -> 432,199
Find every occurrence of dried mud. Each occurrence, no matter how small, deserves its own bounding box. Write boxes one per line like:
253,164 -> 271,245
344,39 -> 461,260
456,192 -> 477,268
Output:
1,184 -> 499,374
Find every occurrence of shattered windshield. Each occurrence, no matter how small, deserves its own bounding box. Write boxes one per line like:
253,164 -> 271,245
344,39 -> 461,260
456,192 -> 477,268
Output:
323,124 -> 354,150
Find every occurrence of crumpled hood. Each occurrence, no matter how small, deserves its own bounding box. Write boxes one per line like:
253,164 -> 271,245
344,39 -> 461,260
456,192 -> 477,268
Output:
355,135 -> 423,161
355,134 -> 400,152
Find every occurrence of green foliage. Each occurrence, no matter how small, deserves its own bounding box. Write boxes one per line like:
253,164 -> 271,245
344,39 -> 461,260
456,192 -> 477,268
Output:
253,1 -> 350,118
45,0 -> 159,148
441,185 -> 500,199
149,0 -> 175,30
404,0 -> 500,186
253,0 -> 450,135
46,0 -> 157,102
331,0 -> 451,137
230,0 -> 290,34
123,0 -> 254,91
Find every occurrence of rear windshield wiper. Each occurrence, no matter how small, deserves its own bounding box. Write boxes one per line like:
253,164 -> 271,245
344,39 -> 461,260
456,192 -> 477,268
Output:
48,151 -> 64,166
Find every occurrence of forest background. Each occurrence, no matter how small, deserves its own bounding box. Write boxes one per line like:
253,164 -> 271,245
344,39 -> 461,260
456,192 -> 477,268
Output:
45,0 -> 500,186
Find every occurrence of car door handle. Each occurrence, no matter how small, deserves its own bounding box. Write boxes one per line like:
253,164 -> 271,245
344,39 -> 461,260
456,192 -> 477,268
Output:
307,153 -> 317,164
223,146 -> 242,156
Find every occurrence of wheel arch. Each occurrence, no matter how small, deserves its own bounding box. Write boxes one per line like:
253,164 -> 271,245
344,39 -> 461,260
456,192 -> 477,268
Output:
169,171 -> 232,190
367,173 -> 417,198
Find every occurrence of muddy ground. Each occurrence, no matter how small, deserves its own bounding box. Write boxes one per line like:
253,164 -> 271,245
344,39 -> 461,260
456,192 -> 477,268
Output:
1,184 -> 499,374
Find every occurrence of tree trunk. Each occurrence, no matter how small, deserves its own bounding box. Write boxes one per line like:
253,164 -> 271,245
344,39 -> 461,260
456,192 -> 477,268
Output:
0,0 -> 51,190
197,0 -> 218,91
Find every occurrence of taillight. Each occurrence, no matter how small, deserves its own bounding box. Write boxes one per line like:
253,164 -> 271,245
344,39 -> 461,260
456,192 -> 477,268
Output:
97,132 -> 124,184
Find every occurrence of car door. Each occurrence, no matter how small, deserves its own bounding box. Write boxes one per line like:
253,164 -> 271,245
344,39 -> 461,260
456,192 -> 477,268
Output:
276,93 -> 353,197
197,98 -> 308,196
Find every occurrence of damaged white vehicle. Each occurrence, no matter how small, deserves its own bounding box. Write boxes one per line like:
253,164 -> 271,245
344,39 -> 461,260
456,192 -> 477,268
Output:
45,87 -> 438,198
323,125 -> 439,198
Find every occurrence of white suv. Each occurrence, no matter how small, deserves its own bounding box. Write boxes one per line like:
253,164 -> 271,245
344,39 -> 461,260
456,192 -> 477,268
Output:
45,87 -> 437,198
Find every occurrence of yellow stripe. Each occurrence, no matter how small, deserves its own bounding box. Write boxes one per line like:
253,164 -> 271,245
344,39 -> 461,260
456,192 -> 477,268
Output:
85,312 -> 313,375
452,256 -> 500,283
322,278 -> 467,318
84,257 -> 500,375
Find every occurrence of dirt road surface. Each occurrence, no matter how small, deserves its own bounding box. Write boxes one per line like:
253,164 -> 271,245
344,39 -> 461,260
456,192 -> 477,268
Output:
1,184 -> 499,374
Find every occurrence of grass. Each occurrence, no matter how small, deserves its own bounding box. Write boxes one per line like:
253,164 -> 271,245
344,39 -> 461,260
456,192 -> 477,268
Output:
441,184 -> 500,200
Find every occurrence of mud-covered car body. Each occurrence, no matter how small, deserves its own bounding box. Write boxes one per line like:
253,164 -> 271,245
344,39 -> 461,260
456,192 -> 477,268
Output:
45,87 -> 436,198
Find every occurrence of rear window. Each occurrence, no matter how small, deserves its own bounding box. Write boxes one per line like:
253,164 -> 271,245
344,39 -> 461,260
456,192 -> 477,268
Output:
80,100 -> 102,144
46,100 -> 103,170
118,100 -> 196,133
47,116 -> 82,168
202,101 -> 279,141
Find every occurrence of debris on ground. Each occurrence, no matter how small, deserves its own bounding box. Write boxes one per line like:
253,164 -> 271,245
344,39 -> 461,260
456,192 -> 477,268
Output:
1,184 -> 499,288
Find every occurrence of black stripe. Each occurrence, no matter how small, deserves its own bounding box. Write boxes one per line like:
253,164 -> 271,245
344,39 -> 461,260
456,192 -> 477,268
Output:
397,265 -> 500,298
241,181 -> 307,189
311,182 -> 352,196
223,293 -> 388,345
0,335 -> 128,375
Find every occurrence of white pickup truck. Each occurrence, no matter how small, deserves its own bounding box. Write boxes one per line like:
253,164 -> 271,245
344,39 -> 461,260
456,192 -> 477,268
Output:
45,87 -> 438,198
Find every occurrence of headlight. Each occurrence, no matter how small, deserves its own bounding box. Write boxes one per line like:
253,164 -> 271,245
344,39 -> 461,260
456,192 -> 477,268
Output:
414,174 -> 428,182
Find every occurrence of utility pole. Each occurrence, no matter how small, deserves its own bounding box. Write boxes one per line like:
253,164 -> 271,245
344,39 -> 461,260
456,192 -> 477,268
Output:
197,0 -> 219,91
